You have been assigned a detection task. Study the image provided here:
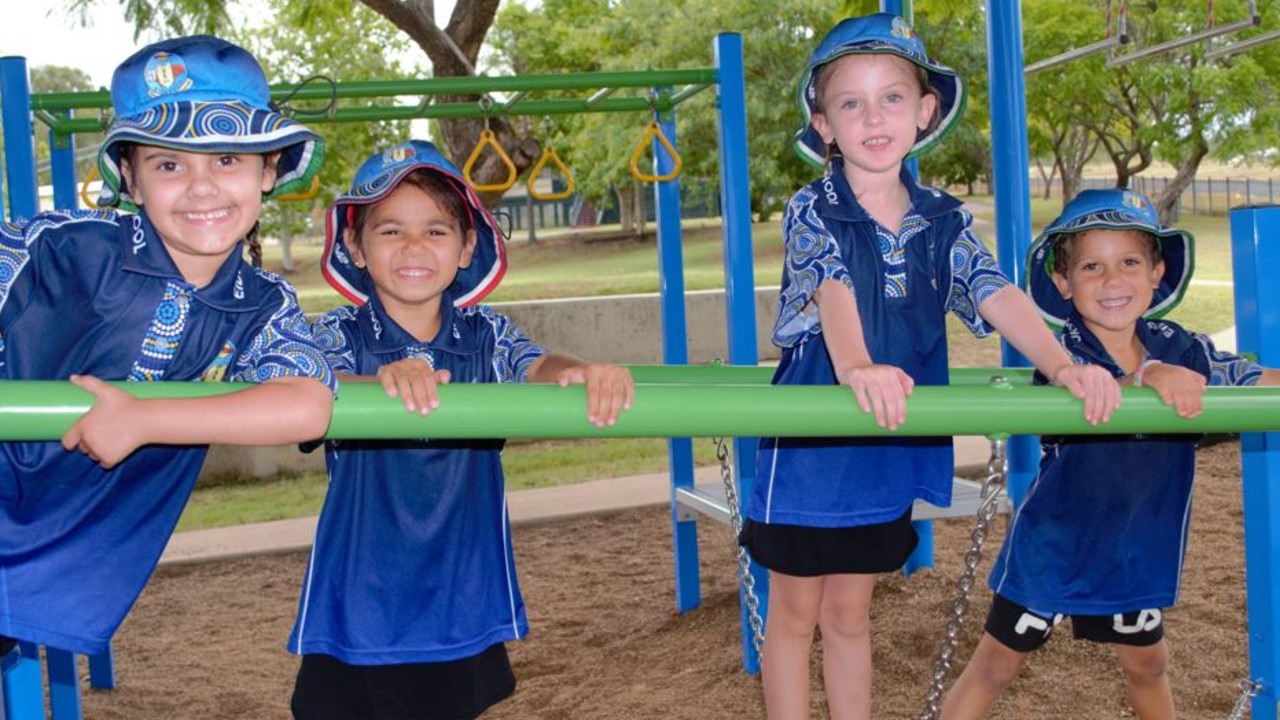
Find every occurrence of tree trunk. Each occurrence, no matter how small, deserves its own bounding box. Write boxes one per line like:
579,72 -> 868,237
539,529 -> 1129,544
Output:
280,235 -> 295,274
361,0 -> 539,207
1155,138 -> 1209,225
633,182 -> 647,238
618,187 -> 635,233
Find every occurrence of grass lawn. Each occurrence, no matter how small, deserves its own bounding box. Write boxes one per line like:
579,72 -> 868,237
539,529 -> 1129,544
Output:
183,200 -> 1239,532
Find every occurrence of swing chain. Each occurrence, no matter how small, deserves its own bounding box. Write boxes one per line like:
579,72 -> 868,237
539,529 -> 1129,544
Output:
1227,678 -> 1261,720
713,435 -> 766,658
920,435 -> 1009,720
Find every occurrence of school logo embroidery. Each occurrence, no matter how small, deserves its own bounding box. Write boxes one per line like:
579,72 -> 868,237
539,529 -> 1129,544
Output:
143,51 -> 193,98
234,272 -> 245,300
384,144 -> 416,166
891,16 -> 917,40
1122,191 -> 1147,211
200,341 -> 237,382
131,215 -> 146,254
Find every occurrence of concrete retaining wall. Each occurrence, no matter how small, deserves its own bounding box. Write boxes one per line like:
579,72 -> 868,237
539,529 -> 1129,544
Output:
199,288 -> 783,481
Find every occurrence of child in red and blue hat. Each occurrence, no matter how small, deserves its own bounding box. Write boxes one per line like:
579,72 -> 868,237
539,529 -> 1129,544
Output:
0,35 -> 334,659
740,14 -> 1122,718
288,139 -> 633,720
941,189 -> 1280,720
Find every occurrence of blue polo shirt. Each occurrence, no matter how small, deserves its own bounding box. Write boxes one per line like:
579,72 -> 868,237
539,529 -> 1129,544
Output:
990,313 -> 1263,614
749,162 -> 1009,528
0,209 -> 334,654
289,295 -> 546,665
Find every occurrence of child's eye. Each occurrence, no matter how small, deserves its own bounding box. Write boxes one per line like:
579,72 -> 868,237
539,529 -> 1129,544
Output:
885,92 -> 903,103
155,160 -> 179,172
841,98 -> 861,110
216,155 -> 241,167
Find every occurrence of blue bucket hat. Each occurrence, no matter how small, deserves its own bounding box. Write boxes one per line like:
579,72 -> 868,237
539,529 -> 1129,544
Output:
97,35 -> 325,210
321,140 -> 507,308
1027,188 -> 1195,328
795,13 -> 966,168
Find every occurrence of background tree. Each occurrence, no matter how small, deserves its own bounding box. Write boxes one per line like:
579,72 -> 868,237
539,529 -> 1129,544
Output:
72,0 -> 532,200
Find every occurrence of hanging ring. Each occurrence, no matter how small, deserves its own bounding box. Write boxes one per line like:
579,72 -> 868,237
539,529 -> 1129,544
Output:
630,120 -> 682,183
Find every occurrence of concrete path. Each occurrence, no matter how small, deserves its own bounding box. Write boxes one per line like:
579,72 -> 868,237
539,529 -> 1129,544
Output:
160,435 -> 997,567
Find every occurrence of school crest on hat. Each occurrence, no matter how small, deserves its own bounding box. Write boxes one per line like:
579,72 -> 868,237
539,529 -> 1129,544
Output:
1027,188 -> 1195,328
794,13 -> 967,168
96,35 -> 325,211
321,139 -> 507,308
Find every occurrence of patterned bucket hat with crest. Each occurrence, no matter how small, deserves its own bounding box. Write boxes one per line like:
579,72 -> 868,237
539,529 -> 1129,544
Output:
794,13 -> 967,167
1027,188 -> 1194,328
97,35 -> 324,210
321,139 -> 507,308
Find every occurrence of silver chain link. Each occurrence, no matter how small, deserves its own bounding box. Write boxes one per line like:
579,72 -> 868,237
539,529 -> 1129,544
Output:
714,436 -> 766,658
1228,679 -> 1261,720
920,436 -> 1009,720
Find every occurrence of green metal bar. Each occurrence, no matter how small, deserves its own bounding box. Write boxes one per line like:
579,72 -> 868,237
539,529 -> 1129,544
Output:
30,69 -> 719,112
44,97 -> 689,136
0,381 -> 1276,441
623,364 -> 1036,386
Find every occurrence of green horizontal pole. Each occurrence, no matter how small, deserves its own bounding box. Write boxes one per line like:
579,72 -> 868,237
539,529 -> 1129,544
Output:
624,364 -> 1036,386
30,69 -> 719,113
43,96 -> 693,137
0,381 -> 1277,441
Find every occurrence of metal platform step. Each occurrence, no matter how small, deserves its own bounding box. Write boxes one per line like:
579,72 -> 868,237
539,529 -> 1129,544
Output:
674,476 -> 1010,526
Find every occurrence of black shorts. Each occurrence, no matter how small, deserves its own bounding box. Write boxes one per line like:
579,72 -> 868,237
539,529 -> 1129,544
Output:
739,508 -> 917,576
291,642 -> 516,720
0,635 -> 16,658
985,594 -> 1165,653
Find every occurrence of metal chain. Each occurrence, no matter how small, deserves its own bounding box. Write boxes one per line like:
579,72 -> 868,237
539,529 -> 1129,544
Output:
1228,679 -> 1261,720
714,436 -> 766,658
920,436 -> 1009,720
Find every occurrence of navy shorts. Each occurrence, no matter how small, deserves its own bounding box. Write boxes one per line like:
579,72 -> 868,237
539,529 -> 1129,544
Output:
739,507 -> 917,576
291,642 -> 516,720
985,594 -> 1165,653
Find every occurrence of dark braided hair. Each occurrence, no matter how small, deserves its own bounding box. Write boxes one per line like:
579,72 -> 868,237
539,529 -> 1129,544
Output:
246,221 -> 263,268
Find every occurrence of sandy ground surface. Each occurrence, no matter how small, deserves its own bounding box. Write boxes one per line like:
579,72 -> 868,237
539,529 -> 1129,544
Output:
77,440 -> 1254,719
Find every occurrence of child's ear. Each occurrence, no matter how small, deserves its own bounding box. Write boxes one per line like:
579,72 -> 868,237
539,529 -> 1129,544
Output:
1150,258 -> 1167,286
1051,270 -> 1073,300
458,229 -> 477,269
120,156 -> 143,206
259,152 -> 281,194
917,92 -> 939,132
811,112 -> 835,146
342,227 -> 365,268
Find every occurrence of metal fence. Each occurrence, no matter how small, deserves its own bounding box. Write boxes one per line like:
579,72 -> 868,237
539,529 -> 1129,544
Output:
1029,176 -> 1280,217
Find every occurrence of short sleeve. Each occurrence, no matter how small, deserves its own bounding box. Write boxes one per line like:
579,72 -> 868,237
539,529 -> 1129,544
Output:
946,212 -> 1010,338
475,306 -> 546,383
230,290 -> 338,393
772,187 -> 855,348
309,307 -> 359,375
1196,334 -> 1265,386
0,219 -> 33,311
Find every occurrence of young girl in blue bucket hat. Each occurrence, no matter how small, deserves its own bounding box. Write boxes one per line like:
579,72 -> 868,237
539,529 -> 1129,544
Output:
740,14 -> 1122,717
941,188 -> 1280,719
0,35 -> 335,659
288,139 -> 633,720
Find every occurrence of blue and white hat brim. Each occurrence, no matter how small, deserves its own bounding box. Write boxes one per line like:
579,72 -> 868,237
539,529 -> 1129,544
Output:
95,35 -> 325,210
322,140 -> 506,308
1027,190 -> 1195,328
97,102 -> 323,210
794,15 -> 967,168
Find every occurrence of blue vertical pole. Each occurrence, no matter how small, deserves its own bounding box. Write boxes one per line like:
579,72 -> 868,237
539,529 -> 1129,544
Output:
881,0 -> 936,576
984,0 -> 1038,507
1,643 -> 43,720
714,32 -> 765,675
1231,204 -> 1280,720
0,57 -> 39,221
653,91 -> 701,617
50,114 -> 78,210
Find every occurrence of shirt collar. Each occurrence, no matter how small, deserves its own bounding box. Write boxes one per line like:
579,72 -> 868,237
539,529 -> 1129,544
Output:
117,211 -> 259,312
357,290 -> 482,357
813,158 -> 963,223
1059,311 -> 1198,377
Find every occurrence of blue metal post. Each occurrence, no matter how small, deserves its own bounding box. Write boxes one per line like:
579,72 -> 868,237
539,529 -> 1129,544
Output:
652,91 -> 701,617
882,0 -> 937,576
1,643 -> 42,720
50,112 -> 78,210
984,0 -> 1039,507
1231,204 -> 1280,720
0,57 -> 39,220
714,32 -> 765,675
